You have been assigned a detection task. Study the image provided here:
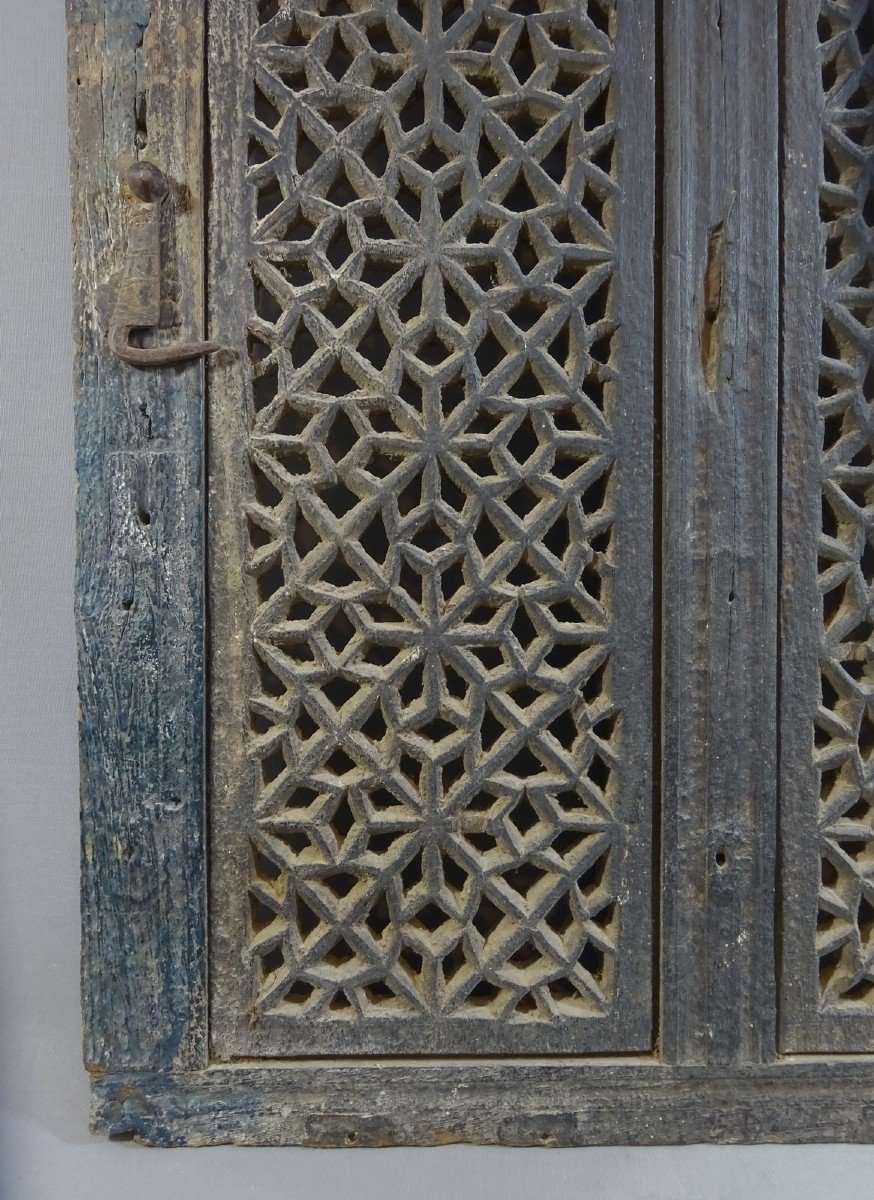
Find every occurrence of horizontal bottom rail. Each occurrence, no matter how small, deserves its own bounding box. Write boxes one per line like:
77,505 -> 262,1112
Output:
91,1059 -> 874,1146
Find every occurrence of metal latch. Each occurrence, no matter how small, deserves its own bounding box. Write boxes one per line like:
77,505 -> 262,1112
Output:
109,162 -> 219,369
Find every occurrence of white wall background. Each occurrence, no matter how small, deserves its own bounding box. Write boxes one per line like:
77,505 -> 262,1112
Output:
0,2 -> 871,1195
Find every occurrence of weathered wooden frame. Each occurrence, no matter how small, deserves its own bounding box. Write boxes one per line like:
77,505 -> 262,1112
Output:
206,0 -> 656,1061
68,0 -> 874,1146
780,0 -> 874,1055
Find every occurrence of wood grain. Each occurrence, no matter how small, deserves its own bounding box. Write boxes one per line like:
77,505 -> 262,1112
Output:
90,1059 -> 874,1146
68,0 -> 207,1071
661,0 -> 780,1066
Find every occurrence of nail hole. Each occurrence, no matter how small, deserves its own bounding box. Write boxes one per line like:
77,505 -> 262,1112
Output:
138,507 -> 151,525
145,793 -> 182,811
715,850 -> 727,868
121,597 -> 133,611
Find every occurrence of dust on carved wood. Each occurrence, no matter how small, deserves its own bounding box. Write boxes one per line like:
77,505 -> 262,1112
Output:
207,0 -> 655,1059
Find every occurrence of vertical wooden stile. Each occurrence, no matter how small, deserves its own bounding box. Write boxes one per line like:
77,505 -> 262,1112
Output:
68,0 -> 208,1071
661,0 -> 780,1065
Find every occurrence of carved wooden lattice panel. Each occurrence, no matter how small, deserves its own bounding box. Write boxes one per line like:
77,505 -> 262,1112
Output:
782,0 -> 874,1051
209,0 -> 653,1056
811,2 -> 874,1015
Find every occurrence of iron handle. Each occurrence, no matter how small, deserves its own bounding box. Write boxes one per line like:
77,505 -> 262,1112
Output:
109,162 -> 219,369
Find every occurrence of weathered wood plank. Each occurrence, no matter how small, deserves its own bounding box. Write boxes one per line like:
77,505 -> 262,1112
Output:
661,0 -> 780,1064
780,0 -> 874,1053
68,0 -> 207,1071
90,1059 -> 874,1146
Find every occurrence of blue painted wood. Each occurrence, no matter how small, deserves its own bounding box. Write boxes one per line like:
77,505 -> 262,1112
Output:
69,0 -> 207,1071
88,1060 -> 874,1146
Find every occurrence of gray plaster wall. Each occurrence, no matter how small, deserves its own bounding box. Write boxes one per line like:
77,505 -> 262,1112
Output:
0,1 -> 871,1195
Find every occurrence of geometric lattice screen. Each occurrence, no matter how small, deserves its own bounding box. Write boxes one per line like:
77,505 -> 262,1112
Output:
209,0 -> 653,1056
806,3 -> 874,1012
780,0 -> 874,1055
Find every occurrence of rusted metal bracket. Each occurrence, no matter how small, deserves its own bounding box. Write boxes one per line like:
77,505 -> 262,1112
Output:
109,162 -> 219,369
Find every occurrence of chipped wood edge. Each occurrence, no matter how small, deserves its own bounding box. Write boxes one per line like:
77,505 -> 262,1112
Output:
90,1059 -> 874,1146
